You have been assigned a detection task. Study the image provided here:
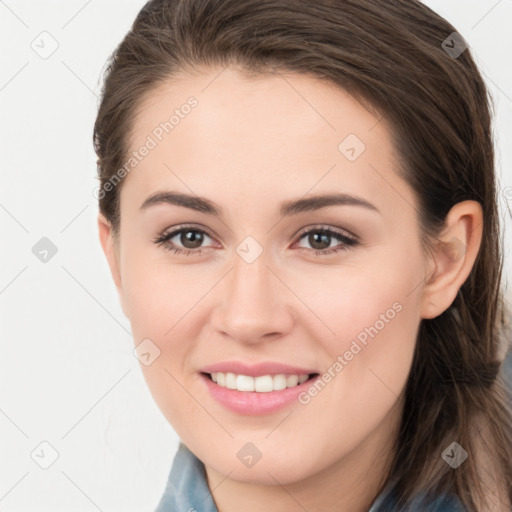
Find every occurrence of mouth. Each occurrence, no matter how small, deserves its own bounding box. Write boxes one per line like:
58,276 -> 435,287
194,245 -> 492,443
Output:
201,371 -> 320,392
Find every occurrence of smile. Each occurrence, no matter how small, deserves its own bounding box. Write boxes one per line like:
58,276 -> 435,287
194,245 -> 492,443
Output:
206,372 -> 313,392
200,371 -> 320,415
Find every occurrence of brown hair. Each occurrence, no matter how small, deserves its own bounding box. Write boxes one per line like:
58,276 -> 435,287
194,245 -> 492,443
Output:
93,0 -> 512,509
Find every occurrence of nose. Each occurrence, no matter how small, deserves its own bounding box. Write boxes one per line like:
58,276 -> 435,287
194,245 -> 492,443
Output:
210,251 -> 295,345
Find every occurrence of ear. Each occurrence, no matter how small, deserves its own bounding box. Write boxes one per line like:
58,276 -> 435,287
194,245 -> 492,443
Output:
98,213 -> 128,317
420,200 -> 483,319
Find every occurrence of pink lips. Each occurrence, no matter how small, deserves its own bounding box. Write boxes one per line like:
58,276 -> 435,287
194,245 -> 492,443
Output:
199,360 -> 319,415
199,361 -> 317,377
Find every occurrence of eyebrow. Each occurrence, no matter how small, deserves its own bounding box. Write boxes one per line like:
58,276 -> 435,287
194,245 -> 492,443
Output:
139,191 -> 380,217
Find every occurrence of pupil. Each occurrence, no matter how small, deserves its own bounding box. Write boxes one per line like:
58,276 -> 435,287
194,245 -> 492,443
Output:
310,232 -> 330,250
182,230 -> 203,249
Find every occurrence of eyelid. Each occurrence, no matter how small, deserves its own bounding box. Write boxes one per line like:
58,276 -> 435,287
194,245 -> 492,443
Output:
293,224 -> 359,244
156,223 -> 218,243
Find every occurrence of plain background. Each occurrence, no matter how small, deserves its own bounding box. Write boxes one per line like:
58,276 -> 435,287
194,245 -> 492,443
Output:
1,1 -> 511,510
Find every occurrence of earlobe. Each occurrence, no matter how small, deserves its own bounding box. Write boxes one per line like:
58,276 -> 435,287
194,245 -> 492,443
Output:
420,200 -> 483,319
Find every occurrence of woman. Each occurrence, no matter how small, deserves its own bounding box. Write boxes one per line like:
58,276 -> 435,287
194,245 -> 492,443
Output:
93,0 -> 512,510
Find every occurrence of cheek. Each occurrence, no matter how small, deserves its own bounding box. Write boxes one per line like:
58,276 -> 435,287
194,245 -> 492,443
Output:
119,244 -> 203,400
291,244 -> 423,400
320,299 -> 418,453
289,246 -> 422,351
121,239 -> 207,337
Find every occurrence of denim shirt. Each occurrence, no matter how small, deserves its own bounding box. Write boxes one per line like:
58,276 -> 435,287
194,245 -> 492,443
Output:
155,350 -> 512,512
155,442 -> 467,512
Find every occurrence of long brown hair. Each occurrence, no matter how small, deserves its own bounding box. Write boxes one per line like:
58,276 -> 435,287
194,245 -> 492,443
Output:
93,0 -> 512,509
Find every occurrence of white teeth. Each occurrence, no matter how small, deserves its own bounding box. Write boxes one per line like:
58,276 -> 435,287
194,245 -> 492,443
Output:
273,374 -> 287,391
237,374 -> 255,392
286,374 -> 299,387
225,372 -> 237,389
209,372 -> 311,392
254,375 -> 273,392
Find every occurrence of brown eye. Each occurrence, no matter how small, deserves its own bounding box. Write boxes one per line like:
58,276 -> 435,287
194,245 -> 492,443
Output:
179,229 -> 205,249
307,232 -> 332,250
295,226 -> 358,255
153,225 -> 216,255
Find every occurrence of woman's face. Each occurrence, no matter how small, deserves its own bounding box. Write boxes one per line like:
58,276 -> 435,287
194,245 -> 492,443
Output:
101,66 -> 431,486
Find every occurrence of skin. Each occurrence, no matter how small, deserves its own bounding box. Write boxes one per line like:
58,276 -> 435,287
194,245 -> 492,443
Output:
98,66 -> 483,512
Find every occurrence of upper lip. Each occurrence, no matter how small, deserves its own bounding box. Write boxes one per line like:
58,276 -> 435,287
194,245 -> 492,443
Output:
200,361 -> 318,377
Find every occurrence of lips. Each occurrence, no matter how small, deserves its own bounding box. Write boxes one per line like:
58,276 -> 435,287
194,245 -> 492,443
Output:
198,361 -> 321,414
200,372 -> 320,415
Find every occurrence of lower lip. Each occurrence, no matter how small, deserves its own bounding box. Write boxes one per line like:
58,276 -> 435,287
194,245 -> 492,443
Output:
200,373 -> 320,415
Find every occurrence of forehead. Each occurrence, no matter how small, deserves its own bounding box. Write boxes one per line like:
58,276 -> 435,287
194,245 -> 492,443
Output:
122,66 -> 415,220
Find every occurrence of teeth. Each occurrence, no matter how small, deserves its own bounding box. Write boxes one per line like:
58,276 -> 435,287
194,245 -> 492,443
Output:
209,372 -> 311,392
225,372 -> 237,389
298,375 -> 308,384
286,374 -> 299,387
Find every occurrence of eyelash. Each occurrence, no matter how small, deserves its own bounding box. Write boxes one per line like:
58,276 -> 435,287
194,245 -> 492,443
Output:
153,224 -> 359,257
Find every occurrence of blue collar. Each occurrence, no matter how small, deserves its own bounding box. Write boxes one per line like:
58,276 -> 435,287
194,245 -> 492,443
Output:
156,442 -> 218,512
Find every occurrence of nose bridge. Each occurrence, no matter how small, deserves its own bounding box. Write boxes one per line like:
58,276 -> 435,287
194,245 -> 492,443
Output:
212,247 -> 292,343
